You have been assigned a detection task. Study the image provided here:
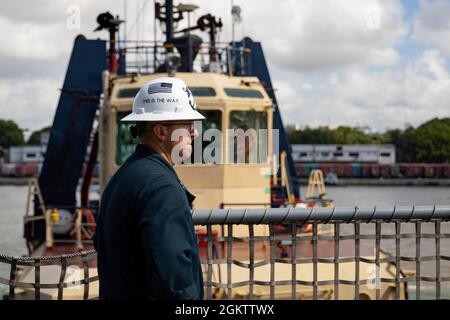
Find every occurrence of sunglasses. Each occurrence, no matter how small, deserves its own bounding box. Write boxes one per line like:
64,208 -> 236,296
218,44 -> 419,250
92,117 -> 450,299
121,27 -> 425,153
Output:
159,122 -> 195,132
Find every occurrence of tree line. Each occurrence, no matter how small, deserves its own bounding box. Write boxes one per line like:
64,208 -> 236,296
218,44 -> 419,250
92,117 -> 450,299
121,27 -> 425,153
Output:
287,117 -> 450,163
0,119 -> 50,157
1,117 -> 449,163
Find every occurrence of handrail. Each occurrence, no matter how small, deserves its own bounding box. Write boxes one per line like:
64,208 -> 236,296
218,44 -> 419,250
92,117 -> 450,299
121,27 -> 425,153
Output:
192,206 -> 450,224
4,205 -> 450,300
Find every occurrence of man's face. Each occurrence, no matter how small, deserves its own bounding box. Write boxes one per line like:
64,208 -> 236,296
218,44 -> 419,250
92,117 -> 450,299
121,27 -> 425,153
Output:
162,121 -> 198,163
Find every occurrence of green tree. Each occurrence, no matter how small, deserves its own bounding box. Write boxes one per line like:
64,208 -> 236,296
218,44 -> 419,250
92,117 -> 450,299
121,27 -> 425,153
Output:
334,126 -> 380,144
27,126 -> 51,145
286,118 -> 450,163
0,119 -> 24,149
287,125 -> 383,145
383,127 -> 416,162
414,118 -> 450,163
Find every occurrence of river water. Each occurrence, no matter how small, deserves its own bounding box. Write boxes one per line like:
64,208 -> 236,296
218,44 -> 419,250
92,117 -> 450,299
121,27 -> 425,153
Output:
1,185 -> 449,299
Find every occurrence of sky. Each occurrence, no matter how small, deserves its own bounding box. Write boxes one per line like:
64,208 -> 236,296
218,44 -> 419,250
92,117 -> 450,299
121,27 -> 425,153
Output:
0,0 -> 449,136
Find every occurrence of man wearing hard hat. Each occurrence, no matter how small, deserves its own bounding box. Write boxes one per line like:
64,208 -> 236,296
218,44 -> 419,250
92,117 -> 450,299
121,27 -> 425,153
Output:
94,77 -> 205,300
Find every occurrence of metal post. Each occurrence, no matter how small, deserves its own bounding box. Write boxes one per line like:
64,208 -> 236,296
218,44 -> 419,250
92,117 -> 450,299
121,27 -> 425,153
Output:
227,224 -> 233,299
395,221 -> 401,300
375,221 -> 381,300
206,224 -> 213,299
35,259 -> 41,300
187,11 -> 193,72
435,221 -> 441,300
415,221 -> 421,300
269,224 -> 275,299
45,209 -> 53,249
8,260 -> 17,300
313,223 -> 318,300
76,209 -> 83,251
165,0 -> 174,53
334,222 -> 340,300
109,26 -> 119,74
291,224 -> 297,300
248,223 -> 255,299
354,222 -> 360,300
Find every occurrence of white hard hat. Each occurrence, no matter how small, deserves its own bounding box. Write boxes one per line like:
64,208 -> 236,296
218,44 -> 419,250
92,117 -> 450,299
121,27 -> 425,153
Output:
121,77 -> 205,122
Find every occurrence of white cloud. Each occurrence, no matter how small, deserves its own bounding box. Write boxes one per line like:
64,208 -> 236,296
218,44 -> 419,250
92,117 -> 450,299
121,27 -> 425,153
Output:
180,0 -> 409,70
0,0 -> 409,70
0,0 -> 132,63
0,0 -> 153,134
413,0 -> 450,55
0,0 -> 447,136
0,78 -> 62,132
0,1 -> 91,23
278,49 -> 450,131
230,0 -> 409,71
0,16 -> 70,61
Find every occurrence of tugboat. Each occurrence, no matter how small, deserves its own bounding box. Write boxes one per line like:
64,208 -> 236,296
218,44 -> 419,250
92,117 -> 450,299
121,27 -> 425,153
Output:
11,1 -> 407,300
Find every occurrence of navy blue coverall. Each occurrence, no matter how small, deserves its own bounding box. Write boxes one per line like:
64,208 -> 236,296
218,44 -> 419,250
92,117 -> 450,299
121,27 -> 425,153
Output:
94,144 -> 204,300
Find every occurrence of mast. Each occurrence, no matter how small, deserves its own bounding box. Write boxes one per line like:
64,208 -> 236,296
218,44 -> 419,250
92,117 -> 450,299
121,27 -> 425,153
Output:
94,12 -> 123,74
165,0 -> 174,53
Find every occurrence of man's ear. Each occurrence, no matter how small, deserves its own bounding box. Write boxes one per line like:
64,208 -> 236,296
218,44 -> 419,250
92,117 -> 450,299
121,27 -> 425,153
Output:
152,124 -> 167,141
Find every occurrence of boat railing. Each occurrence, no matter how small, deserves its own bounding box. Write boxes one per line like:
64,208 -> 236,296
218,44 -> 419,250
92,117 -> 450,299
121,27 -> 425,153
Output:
23,178 -> 98,254
24,206 -> 97,253
2,206 -> 450,300
194,206 -> 450,300
117,40 -> 250,76
0,250 -> 97,300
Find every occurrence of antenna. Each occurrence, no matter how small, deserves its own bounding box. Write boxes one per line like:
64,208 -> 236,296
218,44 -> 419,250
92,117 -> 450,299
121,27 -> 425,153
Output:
94,12 -> 124,73
123,0 -> 127,43
230,3 -> 241,76
177,3 -> 199,72
165,0 -> 174,52
231,3 -> 241,44
153,0 -> 157,71
137,1 -> 140,72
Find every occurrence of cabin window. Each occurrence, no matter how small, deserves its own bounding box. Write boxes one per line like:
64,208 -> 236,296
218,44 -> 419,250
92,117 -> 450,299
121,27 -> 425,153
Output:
349,152 -> 359,157
116,87 -> 216,99
299,152 -> 308,157
228,110 -> 268,164
186,109 -> 222,165
117,88 -> 140,98
190,87 -> 216,97
224,88 -> 264,99
116,112 -> 140,165
380,152 -> 391,157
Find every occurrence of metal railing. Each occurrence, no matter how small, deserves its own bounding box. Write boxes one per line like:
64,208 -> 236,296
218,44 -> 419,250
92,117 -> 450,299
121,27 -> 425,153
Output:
117,40 -> 250,75
193,206 -> 450,300
1,206 -> 450,300
0,250 -> 97,300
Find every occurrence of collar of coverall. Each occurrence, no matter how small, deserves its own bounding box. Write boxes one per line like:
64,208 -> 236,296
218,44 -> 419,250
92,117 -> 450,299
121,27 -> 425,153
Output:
134,144 -> 196,207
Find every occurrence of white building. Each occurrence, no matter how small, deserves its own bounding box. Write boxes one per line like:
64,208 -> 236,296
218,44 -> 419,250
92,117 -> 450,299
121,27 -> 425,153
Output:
291,144 -> 396,164
8,146 -> 46,163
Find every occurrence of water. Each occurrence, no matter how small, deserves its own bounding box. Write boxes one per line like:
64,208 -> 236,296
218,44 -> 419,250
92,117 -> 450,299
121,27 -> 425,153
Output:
325,185 -> 450,207
1,185 -> 450,299
0,186 -> 28,298
0,186 -> 28,256
325,185 -> 450,299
